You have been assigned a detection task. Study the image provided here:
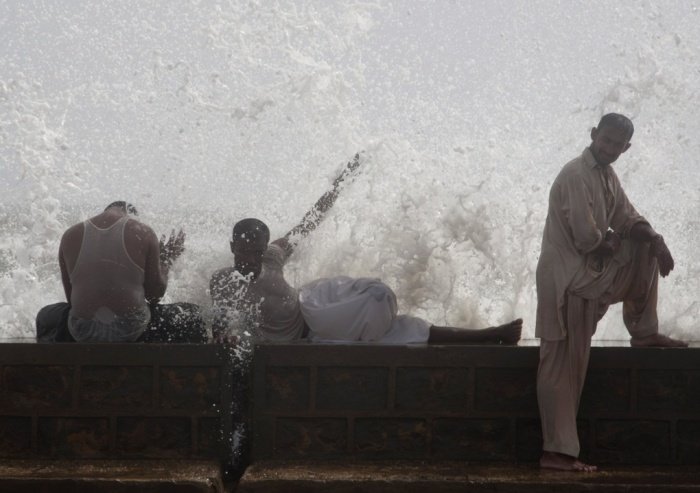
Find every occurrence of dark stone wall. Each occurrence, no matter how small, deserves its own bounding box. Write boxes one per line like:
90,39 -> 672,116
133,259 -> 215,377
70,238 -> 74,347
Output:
0,343 -> 235,463
251,344 -> 700,465
3,342 -> 698,467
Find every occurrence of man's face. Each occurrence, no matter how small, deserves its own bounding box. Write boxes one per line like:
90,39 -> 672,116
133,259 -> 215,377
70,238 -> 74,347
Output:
589,125 -> 631,166
231,235 -> 268,278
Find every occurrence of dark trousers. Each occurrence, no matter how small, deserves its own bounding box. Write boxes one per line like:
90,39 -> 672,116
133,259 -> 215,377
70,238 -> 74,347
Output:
36,302 -> 207,343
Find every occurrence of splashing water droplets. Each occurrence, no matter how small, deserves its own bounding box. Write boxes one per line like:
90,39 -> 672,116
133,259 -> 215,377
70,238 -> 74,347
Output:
1,1 -> 699,342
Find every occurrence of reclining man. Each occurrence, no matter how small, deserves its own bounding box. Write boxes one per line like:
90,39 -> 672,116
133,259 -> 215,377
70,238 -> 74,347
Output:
210,155 -> 522,344
36,201 -> 206,343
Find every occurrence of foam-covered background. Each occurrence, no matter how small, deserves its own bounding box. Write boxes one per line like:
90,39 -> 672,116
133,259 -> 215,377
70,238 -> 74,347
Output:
1,1 -> 698,340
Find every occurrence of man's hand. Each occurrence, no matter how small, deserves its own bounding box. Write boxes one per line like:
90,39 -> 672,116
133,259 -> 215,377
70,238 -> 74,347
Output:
650,235 -> 674,277
604,230 -> 622,255
347,152 -> 361,173
332,153 -> 362,189
592,230 -> 621,257
160,229 -> 186,266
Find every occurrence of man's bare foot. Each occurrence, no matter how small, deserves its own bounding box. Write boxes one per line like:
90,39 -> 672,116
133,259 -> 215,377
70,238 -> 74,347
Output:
630,333 -> 688,348
494,318 -> 522,345
540,451 -> 597,472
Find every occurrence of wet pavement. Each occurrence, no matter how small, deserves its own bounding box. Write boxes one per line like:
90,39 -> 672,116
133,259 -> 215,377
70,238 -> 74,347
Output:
4,459 -> 699,492
238,461 -> 700,492
0,459 -> 225,492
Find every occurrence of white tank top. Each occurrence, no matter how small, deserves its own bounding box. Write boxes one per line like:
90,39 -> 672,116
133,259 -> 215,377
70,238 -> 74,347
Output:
68,216 -> 150,342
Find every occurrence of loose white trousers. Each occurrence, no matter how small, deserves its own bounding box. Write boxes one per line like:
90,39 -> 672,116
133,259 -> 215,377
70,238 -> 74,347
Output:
537,242 -> 659,457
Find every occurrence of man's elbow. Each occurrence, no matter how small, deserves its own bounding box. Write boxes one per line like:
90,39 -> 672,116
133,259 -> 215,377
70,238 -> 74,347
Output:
575,229 -> 603,255
144,283 -> 167,304
146,296 -> 161,306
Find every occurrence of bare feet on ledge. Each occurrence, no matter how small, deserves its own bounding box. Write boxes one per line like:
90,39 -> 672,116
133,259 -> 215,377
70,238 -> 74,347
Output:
494,318 -> 523,345
540,452 -> 597,472
630,333 -> 688,348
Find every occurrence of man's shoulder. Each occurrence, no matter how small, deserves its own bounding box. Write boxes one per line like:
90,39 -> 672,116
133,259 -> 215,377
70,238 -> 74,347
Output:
62,221 -> 85,238
555,152 -> 589,182
124,218 -> 157,242
60,221 -> 85,252
264,242 -> 289,266
211,267 -> 239,285
124,217 -> 154,233
562,151 -> 587,170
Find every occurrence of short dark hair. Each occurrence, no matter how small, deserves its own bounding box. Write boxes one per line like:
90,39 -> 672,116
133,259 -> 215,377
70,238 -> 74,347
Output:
105,201 -> 138,215
232,218 -> 270,244
597,113 -> 634,140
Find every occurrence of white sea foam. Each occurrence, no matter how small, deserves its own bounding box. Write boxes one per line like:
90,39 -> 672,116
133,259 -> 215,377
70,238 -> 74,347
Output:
1,1 -> 699,341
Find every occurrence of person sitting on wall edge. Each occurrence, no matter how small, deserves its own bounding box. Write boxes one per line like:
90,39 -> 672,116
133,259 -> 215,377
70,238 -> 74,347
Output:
36,201 -> 206,343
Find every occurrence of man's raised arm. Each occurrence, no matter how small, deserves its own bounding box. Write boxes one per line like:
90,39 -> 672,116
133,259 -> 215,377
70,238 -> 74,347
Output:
272,153 -> 363,257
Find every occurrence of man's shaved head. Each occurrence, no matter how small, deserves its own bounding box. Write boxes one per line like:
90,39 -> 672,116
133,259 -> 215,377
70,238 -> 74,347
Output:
231,218 -> 270,278
105,201 -> 138,215
232,218 -> 270,244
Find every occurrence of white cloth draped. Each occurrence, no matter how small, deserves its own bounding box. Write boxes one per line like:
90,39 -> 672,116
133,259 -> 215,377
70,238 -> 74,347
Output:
299,276 -> 431,344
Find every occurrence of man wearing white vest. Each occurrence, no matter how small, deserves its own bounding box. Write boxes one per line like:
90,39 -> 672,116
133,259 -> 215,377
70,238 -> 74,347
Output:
37,201 -> 205,343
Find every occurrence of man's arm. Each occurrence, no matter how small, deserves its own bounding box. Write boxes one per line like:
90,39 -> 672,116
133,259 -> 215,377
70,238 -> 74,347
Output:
57,224 -> 84,304
589,229 -> 622,257
58,240 -> 72,303
143,229 -> 167,304
601,170 -> 673,272
592,221 -> 673,277
630,222 -> 674,276
272,153 -> 363,257
143,228 -> 185,304
558,176 -> 606,255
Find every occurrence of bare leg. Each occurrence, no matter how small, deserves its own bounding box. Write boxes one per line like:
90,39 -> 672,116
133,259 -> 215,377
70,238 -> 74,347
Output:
630,333 -> 687,348
540,451 -> 597,472
428,319 -> 522,344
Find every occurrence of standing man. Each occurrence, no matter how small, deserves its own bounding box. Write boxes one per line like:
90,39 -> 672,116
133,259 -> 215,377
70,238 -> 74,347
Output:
36,201 -> 205,343
536,114 -> 687,472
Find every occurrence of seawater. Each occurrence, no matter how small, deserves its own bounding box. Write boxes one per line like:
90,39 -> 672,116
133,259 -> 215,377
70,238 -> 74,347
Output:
1,1 -> 699,341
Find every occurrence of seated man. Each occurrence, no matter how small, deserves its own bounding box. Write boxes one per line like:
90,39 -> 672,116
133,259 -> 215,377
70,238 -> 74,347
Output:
36,201 -> 206,343
210,156 -> 522,344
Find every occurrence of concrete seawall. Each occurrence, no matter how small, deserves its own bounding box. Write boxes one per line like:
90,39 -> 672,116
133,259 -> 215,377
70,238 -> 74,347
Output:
251,343 -> 700,465
0,343 -> 236,462
1,341 -> 699,491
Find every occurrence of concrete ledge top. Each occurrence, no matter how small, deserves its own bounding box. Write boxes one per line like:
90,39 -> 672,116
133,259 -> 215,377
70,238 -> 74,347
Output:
0,341 -> 232,365
253,343 -> 700,368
